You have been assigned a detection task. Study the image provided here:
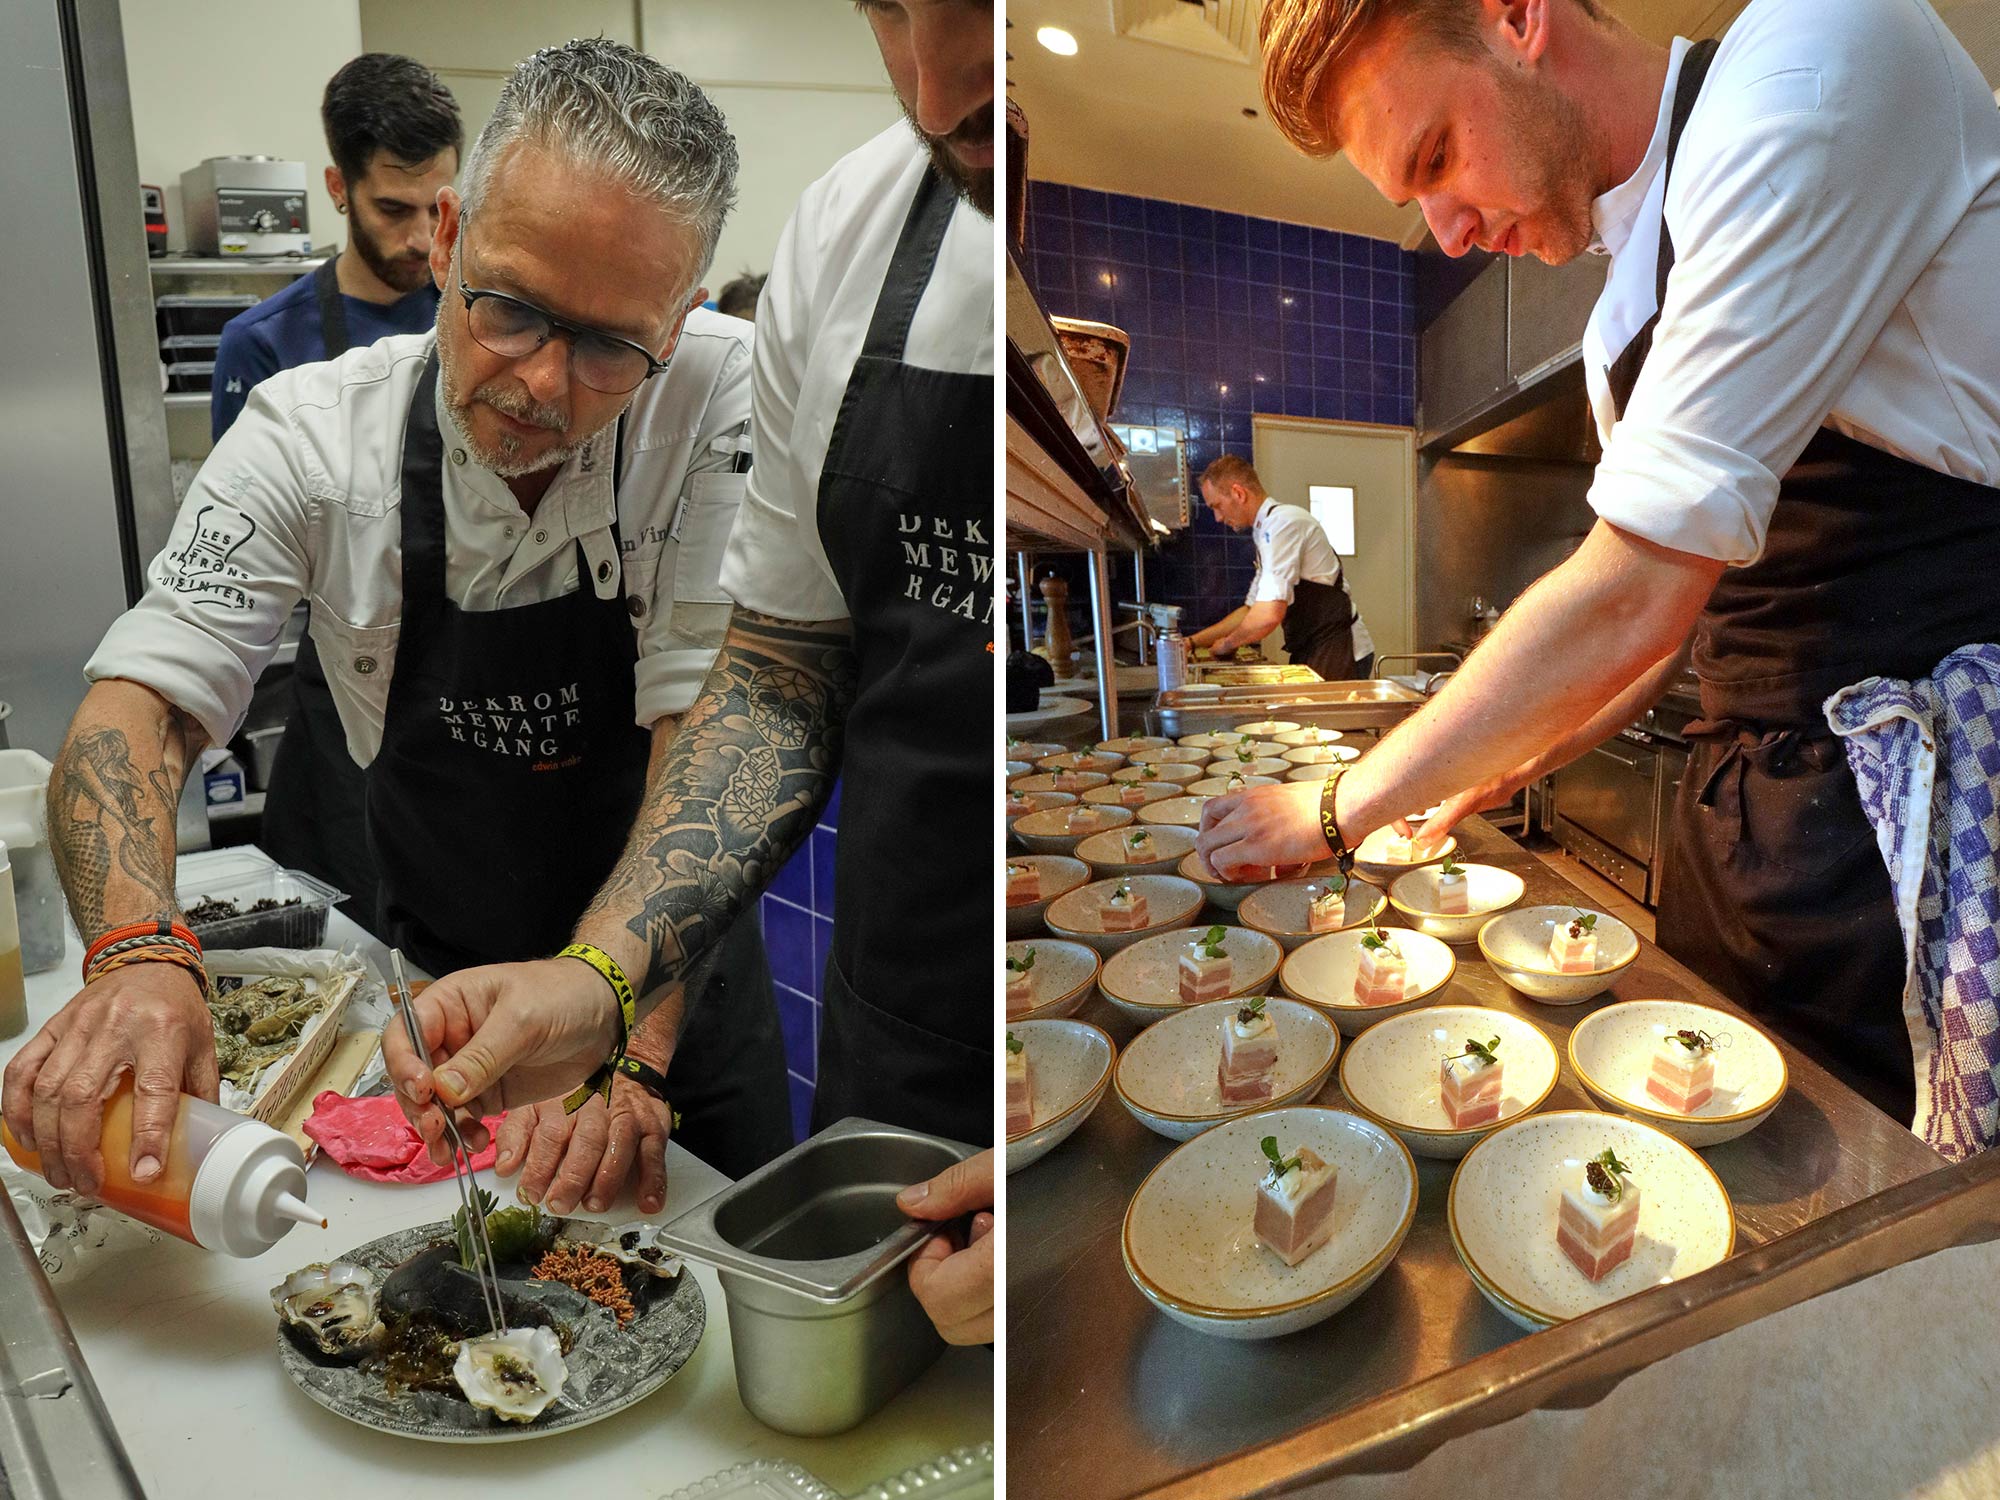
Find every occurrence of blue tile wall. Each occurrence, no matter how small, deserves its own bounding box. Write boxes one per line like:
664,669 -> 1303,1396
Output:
1022,182 -> 1416,631
761,777 -> 839,1141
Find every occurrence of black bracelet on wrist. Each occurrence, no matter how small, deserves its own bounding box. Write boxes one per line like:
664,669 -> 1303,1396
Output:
1318,764 -> 1356,875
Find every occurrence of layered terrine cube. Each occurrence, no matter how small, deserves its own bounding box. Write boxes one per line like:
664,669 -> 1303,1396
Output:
1065,804 -> 1111,835
1254,1140 -> 1338,1266
1557,1152 -> 1640,1281
1118,781 -> 1152,806
1050,770 -> 1088,793
1435,861 -> 1470,915
1548,913 -> 1600,973
1304,881 -> 1344,933
1005,793 -> 1031,821
1005,861 -> 1039,908
1178,928 -> 1234,1004
1646,1030 -> 1717,1112
1005,1032 -> 1033,1134
1352,931 -> 1408,1005
1218,997 -> 1279,1103
1121,828 -> 1155,860
1005,949 -> 1036,1016
1099,882 -> 1149,931
1439,1038 -> 1504,1129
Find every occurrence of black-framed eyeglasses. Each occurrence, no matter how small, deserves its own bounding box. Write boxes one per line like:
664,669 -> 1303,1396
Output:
456,234 -> 672,395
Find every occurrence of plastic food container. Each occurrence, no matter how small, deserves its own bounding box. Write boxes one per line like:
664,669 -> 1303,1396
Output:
177,865 -> 347,949
154,293 -> 257,338
165,360 -> 216,393
659,1116 -> 978,1436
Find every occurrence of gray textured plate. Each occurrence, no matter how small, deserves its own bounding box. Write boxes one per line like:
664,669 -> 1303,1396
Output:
275,1216 -> 705,1442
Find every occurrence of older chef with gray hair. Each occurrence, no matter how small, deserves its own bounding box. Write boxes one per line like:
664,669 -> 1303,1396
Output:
6,39 -> 790,1213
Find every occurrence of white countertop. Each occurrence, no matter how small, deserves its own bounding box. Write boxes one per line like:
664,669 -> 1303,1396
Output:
4,849 -> 991,1497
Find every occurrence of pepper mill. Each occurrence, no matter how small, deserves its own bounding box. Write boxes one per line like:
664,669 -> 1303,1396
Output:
1039,575 -> 1073,673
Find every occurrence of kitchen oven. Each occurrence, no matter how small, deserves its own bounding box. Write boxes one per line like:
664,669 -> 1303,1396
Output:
1551,691 -> 1694,906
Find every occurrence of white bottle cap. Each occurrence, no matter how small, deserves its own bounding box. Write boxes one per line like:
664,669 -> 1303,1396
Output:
187,1117 -> 322,1257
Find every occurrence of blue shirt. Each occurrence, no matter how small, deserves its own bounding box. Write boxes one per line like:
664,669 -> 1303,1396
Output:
210,269 -> 439,439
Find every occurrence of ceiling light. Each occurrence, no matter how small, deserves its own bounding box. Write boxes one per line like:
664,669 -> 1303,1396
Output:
1038,26 -> 1079,56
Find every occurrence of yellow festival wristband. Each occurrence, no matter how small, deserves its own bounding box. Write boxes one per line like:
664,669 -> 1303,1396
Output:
558,942 -> 638,1114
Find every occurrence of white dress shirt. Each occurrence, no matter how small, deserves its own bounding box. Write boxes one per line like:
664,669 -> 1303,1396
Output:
1247,498 -> 1375,660
720,122 -> 995,621
1582,0 -> 2000,564
87,312 -> 753,764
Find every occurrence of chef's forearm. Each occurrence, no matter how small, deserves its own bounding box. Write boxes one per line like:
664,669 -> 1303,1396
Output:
1216,601 -> 1285,652
573,608 -> 858,1007
1190,607 -> 1248,648
1340,522 -> 1721,835
1516,642 -> 1692,783
46,679 -> 208,942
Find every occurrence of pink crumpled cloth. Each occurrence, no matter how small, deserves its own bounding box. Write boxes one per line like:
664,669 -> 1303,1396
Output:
302,1091 -> 507,1184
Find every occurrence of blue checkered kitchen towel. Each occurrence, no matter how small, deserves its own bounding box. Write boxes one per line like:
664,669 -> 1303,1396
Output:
1826,644 -> 2000,1160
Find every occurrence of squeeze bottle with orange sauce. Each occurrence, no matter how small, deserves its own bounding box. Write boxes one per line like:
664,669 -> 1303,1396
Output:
2,1078 -> 324,1255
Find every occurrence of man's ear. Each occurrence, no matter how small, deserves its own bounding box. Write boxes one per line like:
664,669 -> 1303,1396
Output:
325,164 -> 347,214
1483,0 -> 1552,69
430,187 -> 463,292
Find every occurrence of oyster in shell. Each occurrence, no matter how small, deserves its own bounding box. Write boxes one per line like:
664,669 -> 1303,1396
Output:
577,1221 -> 684,1280
271,1261 -> 384,1360
453,1326 -> 567,1424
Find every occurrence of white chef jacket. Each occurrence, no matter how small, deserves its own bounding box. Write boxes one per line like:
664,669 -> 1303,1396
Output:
720,121 -> 995,620
87,313 -> 753,765
1581,0 -> 2000,565
1247,498 -> 1375,661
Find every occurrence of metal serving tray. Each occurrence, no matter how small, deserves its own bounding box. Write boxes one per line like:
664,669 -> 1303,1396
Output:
1151,678 -> 1431,737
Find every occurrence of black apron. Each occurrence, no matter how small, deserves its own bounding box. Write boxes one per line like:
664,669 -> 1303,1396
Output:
1616,40 -> 2000,1124
1285,575 -> 1361,682
363,355 -> 790,1178
807,167 -> 993,1146
260,255 -> 383,917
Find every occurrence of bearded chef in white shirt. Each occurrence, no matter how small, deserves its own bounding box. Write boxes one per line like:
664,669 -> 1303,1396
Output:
6,41 -> 793,1211
1198,0 -> 2000,1128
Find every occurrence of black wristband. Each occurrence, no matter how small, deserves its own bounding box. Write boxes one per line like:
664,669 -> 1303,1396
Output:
612,1053 -> 670,1101
1318,765 -> 1356,876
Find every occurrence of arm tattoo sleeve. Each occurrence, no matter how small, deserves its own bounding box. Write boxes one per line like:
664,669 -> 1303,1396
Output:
582,609 -> 858,995
47,705 -> 202,941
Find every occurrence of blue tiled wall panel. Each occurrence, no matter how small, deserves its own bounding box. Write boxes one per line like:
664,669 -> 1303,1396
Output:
1023,183 -> 1416,625
760,777 -> 840,1141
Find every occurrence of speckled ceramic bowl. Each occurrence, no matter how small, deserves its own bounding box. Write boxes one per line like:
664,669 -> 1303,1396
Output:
1232,720 -> 1302,737
1038,750 -> 1126,776
1006,791 -> 1074,846
1004,759 -> 1032,781
1098,735 -> 1173,755
1187,774 -> 1280,797
1339,1005 -> 1560,1160
1177,732 -> 1244,750
1568,1001 -> 1788,1148
1003,937 -> 1100,1021
1004,739 -> 1065,762
1075,823 -> 1198,877
1237,877 -> 1390,951
1098,926 -> 1283,1026
1121,1107 -> 1417,1339
1004,854 -> 1089,939
1175,851 -> 1328,914
1045,874 -> 1205,957
1478,906 -> 1640,1004
1388,864 -> 1527,943
1010,771 -> 1111,798
1130,745 -> 1211,765
1114,998 -> 1339,1140
1137,796 -> 1213,830
1447,1110 -> 1736,1331
1351,827 -> 1457,883
1083,781 -> 1185,810
1279,927 -> 1458,1035
1204,756 -> 1291,779
1281,744 -> 1362,767
1013,802 -> 1135,856
1006,1019 -> 1115,1174
1273,727 -> 1345,748
1111,760 -> 1204,786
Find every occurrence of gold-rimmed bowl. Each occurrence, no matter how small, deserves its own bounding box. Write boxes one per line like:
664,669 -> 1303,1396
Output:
1120,1107 -> 1417,1340
1003,937 -> 1099,1021
1281,744 -> 1362,767
1004,739 -> 1065,762
1447,1110 -> 1735,1332
1045,874 -> 1204,957
1351,826 -> 1457,883
1388,864 -> 1527,943
1176,851 -> 1328,914
1477,906 -> 1640,1004
1037,750 -> 1126,776
1075,824 -> 1198,877
1186,774 -> 1280,797
1279,927 -> 1458,1035
1137,796 -> 1213,830
1097,926 -> 1283,1027
1004,853 -> 1088,938
1273,727 -> 1345,748
1568,1001 -> 1788,1148
1082,781 -> 1185,811
1114,998 -> 1339,1140
1111,760 -> 1204,786
1006,1019 -> 1116,1174
1004,759 -> 1032,781
1232,719 -> 1302,737
1098,735 -> 1172,755
1339,1005 -> 1560,1159
1177,731 -> 1243,750
1013,802 -> 1134,856
1204,756 -> 1291,779
1130,745 -> 1211,766
1238,876 -> 1389,952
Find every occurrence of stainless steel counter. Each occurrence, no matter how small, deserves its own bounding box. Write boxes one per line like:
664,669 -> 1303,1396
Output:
1005,817 -> 1943,1500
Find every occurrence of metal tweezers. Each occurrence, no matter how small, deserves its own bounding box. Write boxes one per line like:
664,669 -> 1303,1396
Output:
390,949 -> 507,1335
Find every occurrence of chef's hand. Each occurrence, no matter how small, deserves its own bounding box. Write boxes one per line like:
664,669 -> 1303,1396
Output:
495,1075 -> 671,1217
1197,780 -> 1334,879
2,964 -> 219,1196
383,957 -> 622,1167
898,1149 -> 995,1346
1412,759 -> 1542,847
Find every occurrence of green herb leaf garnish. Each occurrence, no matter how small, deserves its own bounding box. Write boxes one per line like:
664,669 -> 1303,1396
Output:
1196,924 -> 1228,959
1360,926 -> 1392,951
1568,910 -> 1599,937
1584,1147 -> 1632,1202
1007,948 -> 1036,974
1236,995 -> 1267,1025
1260,1134 -> 1302,1183
1462,1035 -> 1501,1066
1006,1031 -> 1023,1056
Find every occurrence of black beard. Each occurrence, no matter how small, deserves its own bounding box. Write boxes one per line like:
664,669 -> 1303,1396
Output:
902,100 -> 994,219
347,209 -> 432,295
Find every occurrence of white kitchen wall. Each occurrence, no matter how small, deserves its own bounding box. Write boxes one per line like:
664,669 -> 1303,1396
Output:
359,0 -> 904,294
121,0 -> 364,252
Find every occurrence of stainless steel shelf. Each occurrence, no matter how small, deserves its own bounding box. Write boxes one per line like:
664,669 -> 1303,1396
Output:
163,392 -> 208,409
147,256 -> 325,277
